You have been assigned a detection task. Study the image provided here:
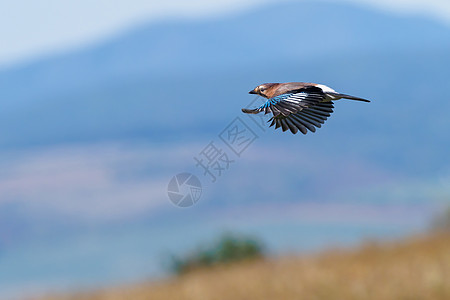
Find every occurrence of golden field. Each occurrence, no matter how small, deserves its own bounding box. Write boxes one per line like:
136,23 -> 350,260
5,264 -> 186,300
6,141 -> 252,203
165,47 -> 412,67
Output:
44,233 -> 450,300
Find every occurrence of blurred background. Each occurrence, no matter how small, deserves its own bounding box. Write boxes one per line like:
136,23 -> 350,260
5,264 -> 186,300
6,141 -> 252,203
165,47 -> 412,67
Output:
0,0 -> 449,299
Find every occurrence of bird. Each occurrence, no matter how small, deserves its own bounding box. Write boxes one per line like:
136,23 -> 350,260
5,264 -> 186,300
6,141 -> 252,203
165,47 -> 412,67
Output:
242,82 -> 370,134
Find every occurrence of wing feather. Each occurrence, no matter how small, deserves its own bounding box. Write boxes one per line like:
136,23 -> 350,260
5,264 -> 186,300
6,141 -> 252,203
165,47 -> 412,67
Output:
242,89 -> 335,134
280,119 -> 289,132
284,118 -> 299,134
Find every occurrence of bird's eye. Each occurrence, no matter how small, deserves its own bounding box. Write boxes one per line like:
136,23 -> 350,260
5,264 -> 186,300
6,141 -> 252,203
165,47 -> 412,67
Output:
259,87 -> 265,93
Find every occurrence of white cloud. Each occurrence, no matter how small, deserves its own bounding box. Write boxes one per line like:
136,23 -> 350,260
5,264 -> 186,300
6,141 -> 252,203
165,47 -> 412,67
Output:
343,0 -> 450,22
0,0 -> 449,68
0,0 -> 267,68
0,143 -> 194,221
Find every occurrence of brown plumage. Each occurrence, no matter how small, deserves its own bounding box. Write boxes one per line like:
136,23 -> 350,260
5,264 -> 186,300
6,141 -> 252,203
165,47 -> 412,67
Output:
249,82 -> 317,99
244,82 -> 370,135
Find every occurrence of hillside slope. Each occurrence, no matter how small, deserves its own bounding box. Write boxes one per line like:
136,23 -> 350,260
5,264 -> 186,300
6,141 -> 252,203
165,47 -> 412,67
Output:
45,233 -> 450,300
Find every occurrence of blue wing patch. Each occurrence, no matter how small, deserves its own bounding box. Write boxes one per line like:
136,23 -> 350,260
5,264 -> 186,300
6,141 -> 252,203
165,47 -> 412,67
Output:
241,90 -> 334,134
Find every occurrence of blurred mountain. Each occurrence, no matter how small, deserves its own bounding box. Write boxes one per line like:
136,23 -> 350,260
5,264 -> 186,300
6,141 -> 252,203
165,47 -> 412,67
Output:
0,0 -> 449,251
0,1 -> 449,163
0,2 -> 449,298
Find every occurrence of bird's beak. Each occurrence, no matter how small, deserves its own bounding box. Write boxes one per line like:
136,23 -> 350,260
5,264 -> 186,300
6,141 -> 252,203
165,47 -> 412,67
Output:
249,89 -> 257,94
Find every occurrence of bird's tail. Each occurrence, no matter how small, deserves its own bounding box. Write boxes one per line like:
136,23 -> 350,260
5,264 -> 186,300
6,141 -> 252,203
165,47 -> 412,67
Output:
329,93 -> 371,102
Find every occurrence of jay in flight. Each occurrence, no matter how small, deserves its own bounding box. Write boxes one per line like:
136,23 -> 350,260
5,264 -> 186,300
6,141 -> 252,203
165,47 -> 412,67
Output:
242,82 -> 370,134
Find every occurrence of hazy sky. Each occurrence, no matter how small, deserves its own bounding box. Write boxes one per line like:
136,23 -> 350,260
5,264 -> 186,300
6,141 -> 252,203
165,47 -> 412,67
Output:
1,0 -> 449,68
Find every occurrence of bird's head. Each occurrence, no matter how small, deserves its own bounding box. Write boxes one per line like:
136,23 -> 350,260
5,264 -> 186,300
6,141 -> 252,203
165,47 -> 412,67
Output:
249,83 -> 278,99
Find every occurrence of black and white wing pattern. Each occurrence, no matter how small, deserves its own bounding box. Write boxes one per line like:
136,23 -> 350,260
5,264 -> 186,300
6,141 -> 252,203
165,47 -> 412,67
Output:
243,89 -> 334,134
270,101 -> 334,134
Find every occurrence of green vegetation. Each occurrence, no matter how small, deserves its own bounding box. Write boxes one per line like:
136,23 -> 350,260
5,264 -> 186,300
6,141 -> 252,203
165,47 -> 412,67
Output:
169,233 -> 265,274
44,232 -> 450,300
42,212 -> 450,299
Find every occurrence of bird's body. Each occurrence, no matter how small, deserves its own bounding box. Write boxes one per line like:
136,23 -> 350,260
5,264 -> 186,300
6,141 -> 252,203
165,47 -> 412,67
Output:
242,82 -> 370,134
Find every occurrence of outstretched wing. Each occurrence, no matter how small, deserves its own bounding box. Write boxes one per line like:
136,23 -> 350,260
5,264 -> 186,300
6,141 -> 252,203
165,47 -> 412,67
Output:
242,87 -> 335,134
269,102 -> 334,134
243,88 -> 324,117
